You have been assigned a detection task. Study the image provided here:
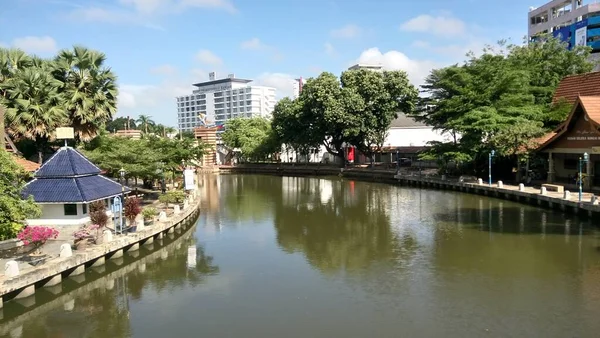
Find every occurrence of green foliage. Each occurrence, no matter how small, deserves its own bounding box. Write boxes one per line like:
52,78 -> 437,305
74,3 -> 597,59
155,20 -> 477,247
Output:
142,207 -> 158,219
158,190 -> 186,207
271,70 -> 417,164
221,117 -> 276,161
0,150 -> 41,240
414,38 -> 594,176
0,45 -> 118,160
105,117 -> 137,132
82,134 -> 209,180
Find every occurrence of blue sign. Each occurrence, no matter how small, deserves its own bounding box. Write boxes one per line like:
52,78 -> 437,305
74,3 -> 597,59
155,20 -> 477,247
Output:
112,196 -> 122,213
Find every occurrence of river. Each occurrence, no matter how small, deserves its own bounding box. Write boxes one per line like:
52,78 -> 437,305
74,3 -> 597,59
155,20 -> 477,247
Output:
2,174 -> 600,338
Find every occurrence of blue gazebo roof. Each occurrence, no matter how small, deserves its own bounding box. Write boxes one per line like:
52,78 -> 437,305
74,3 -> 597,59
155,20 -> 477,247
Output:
23,146 -> 130,203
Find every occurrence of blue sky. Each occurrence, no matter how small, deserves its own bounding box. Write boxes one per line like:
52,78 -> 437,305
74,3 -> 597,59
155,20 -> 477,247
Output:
1,0 -> 533,126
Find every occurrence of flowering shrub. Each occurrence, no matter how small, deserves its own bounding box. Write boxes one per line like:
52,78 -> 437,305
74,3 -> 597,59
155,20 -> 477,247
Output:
89,201 -> 108,227
17,226 -> 59,247
73,224 -> 101,242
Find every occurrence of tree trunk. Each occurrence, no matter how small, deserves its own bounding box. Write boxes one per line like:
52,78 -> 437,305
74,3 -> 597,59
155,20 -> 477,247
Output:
516,156 -> 522,183
38,150 -> 43,164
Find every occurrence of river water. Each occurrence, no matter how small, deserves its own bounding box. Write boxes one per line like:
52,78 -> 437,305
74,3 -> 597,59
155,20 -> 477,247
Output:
2,174 -> 600,338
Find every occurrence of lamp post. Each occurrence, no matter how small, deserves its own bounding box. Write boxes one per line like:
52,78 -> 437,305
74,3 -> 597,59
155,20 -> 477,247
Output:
118,168 -> 126,233
579,152 -> 589,202
181,160 -> 186,191
488,150 -> 495,187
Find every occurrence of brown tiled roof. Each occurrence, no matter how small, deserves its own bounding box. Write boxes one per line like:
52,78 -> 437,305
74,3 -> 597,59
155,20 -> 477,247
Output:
579,96 -> 600,123
537,96 -> 600,151
553,72 -> 600,104
13,156 -> 40,172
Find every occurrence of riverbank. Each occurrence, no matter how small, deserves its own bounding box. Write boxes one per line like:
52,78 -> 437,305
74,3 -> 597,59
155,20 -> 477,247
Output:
221,164 -> 600,219
0,219 -> 197,334
0,192 -> 201,307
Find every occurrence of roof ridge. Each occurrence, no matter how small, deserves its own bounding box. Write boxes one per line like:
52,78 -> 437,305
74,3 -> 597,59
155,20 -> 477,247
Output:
33,147 -> 65,176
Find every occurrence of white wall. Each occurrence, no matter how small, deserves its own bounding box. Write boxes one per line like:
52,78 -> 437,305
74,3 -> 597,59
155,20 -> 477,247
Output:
26,199 -> 114,227
384,127 -> 453,147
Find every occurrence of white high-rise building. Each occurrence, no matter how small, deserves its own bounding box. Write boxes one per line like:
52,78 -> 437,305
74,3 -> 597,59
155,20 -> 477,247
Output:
176,72 -> 276,132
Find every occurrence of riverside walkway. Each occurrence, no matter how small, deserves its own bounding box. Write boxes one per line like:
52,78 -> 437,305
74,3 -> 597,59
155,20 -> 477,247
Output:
0,191 -> 201,307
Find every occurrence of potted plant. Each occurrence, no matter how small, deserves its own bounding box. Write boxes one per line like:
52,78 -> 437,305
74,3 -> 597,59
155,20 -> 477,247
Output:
72,224 -> 100,250
142,207 -> 158,224
124,197 -> 142,230
17,226 -> 59,256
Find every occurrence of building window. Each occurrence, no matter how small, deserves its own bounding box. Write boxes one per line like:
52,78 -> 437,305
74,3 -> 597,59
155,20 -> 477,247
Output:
82,204 -> 88,214
64,204 -> 78,216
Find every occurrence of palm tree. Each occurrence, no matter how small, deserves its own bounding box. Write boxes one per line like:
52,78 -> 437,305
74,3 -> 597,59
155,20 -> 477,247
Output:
0,48 -> 33,150
136,114 -> 155,134
4,60 -> 67,163
52,45 -> 118,141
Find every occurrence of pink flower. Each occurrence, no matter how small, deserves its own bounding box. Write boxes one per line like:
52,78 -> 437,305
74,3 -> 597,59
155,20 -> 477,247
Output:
17,226 -> 59,247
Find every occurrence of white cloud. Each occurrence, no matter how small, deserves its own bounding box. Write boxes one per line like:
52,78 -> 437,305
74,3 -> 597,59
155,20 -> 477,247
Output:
354,48 -> 439,86
12,36 -> 58,54
240,37 -> 263,50
324,42 -> 335,56
240,38 -> 283,61
254,73 -> 298,99
65,0 -> 236,28
400,14 -> 466,37
150,64 -> 178,76
195,50 -> 223,66
330,24 -> 362,39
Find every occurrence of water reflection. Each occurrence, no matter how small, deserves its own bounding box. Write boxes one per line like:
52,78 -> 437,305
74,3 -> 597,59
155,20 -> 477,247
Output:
0,222 -> 219,338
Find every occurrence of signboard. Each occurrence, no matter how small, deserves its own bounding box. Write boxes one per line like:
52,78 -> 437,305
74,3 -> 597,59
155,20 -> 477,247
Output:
575,26 -> 587,47
591,147 -> 600,154
55,127 -> 74,140
195,83 -> 232,93
184,169 -> 196,190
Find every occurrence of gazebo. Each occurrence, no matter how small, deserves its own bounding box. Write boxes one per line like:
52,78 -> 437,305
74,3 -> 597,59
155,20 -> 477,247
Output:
22,146 -> 131,226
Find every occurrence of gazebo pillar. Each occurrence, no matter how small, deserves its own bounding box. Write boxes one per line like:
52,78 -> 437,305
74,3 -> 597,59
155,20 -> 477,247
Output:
586,156 -> 593,190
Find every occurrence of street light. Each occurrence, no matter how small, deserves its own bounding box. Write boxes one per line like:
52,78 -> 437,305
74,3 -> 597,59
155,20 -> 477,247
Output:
118,168 -> 126,233
488,150 -> 496,186
159,162 -> 166,193
579,152 -> 589,202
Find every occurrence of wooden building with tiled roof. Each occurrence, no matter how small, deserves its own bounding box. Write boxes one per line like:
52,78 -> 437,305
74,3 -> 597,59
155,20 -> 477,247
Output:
537,96 -> 600,189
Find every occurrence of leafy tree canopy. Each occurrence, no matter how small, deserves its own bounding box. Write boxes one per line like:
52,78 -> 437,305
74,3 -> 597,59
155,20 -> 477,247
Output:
0,150 -> 41,240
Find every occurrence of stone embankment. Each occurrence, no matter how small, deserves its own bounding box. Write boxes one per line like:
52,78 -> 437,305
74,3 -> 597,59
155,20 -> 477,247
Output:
0,191 -> 201,308
222,165 -> 600,218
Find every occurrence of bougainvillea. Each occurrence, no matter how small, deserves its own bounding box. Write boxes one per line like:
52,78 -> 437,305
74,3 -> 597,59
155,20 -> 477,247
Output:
17,226 -> 59,246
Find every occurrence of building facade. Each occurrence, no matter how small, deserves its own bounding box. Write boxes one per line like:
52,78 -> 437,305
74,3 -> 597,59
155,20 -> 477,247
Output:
176,72 -> 276,132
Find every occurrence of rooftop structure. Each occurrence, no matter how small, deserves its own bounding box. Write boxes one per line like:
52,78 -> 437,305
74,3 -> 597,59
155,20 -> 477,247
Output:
176,72 -> 276,132
552,71 -> 600,103
347,64 -> 383,72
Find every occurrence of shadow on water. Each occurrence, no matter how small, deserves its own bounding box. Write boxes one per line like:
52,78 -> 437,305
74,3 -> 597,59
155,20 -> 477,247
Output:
0,218 -> 220,338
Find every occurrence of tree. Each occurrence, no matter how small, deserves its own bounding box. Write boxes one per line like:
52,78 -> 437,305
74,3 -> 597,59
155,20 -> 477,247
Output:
298,72 -> 362,164
136,114 -> 155,134
0,149 -> 41,240
341,69 -> 418,164
271,97 -> 320,162
414,38 -> 594,178
221,117 -> 274,161
0,48 -> 33,151
105,117 -> 137,132
52,46 -> 118,141
4,59 -> 68,163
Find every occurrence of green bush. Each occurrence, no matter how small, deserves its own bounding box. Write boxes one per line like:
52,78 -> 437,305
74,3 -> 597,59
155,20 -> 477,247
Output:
0,150 -> 41,240
142,207 -> 158,219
